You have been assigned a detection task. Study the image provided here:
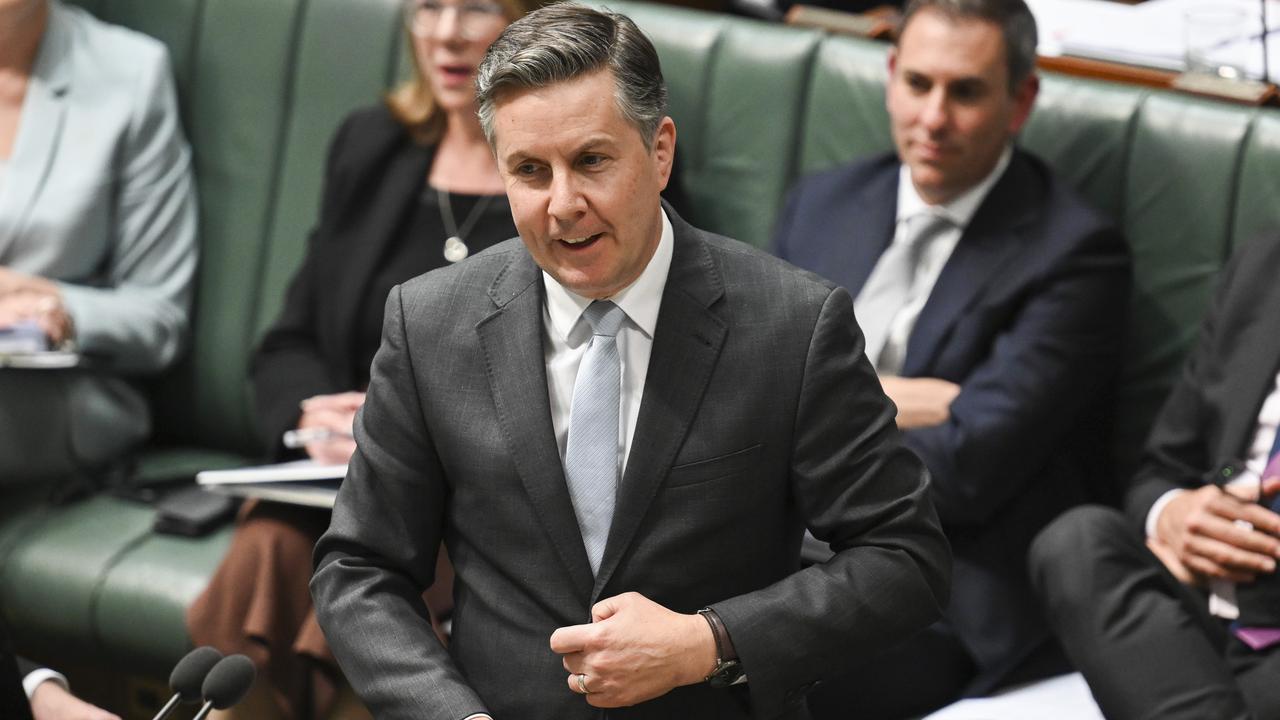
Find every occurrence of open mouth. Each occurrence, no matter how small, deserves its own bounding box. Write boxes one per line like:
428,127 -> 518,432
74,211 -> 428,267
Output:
558,233 -> 604,249
437,64 -> 473,85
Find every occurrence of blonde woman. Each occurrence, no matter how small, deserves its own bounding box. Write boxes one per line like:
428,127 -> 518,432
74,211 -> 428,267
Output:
186,1 -> 540,717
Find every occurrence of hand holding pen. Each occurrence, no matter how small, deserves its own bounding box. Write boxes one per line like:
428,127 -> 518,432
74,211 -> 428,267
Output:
289,391 -> 363,465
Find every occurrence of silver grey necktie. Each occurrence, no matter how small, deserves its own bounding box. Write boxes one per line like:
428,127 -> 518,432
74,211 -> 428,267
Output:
856,211 -> 951,373
564,300 -> 625,576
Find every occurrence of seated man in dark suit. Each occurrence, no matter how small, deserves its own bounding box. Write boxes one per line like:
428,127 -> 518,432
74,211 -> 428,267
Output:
1031,233 -> 1280,720
773,0 -> 1130,716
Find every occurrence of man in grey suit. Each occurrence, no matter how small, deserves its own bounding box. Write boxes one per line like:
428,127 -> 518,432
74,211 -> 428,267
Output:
311,5 -> 950,719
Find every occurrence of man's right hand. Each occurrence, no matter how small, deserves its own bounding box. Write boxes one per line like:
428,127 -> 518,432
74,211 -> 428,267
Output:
29,681 -> 120,720
879,376 -> 961,430
1155,480 -> 1280,584
296,391 -> 364,465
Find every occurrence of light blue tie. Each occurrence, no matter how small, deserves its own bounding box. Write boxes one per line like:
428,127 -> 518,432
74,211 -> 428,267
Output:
564,301 -> 626,576
856,211 -> 951,374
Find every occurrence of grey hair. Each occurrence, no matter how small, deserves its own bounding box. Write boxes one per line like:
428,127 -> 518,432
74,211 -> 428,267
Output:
900,0 -> 1038,93
475,2 -> 668,149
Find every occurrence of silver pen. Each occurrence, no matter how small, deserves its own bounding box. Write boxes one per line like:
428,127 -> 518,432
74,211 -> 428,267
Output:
282,427 -> 354,449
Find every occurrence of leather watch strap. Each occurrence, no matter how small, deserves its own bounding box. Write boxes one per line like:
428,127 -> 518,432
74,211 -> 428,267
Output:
698,608 -> 738,661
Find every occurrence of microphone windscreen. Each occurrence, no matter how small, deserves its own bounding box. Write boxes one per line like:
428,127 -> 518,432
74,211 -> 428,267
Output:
201,654 -> 256,709
170,647 -> 223,701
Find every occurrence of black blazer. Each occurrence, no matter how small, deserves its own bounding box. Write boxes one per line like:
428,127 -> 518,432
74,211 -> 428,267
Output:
252,105 -> 451,458
774,149 -> 1132,690
1126,233 -> 1280,526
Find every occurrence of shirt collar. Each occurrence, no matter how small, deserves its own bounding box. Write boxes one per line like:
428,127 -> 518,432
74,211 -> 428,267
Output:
543,207 -> 674,343
897,144 -> 1013,229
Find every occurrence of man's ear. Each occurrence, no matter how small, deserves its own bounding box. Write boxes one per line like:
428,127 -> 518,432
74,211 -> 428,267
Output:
653,116 -> 677,190
1008,74 -> 1040,135
885,46 -> 899,111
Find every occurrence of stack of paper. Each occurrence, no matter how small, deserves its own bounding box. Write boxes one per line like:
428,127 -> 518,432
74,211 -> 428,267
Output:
197,460 -> 347,508
0,321 -> 48,354
1028,0 -> 1280,80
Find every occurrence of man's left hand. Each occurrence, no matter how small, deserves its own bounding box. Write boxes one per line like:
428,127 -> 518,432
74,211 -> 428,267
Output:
549,592 -> 717,707
879,376 -> 961,429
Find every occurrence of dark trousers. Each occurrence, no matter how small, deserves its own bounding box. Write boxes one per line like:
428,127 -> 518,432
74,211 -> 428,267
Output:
1030,505 -> 1280,720
806,622 -> 1067,720
806,623 -> 976,720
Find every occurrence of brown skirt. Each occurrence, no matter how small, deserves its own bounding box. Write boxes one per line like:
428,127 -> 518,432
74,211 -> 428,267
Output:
186,500 -> 453,720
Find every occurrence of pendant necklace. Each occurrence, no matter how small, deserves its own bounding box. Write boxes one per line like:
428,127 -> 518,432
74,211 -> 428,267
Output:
437,187 -> 494,263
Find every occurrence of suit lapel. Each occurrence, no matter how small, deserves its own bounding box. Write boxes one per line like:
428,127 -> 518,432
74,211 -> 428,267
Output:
477,251 -> 595,599
901,154 -> 1034,376
844,164 -> 899,297
0,8 -> 70,261
1217,296 -> 1280,461
592,211 -> 727,599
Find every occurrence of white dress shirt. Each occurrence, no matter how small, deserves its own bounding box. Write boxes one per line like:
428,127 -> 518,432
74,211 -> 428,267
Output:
543,209 -> 674,474
460,210 -> 674,720
22,667 -> 69,700
1146,370 -> 1280,619
857,146 -> 1013,373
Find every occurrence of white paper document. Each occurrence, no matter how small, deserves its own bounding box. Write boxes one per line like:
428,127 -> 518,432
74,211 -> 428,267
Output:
1029,0 -> 1280,80
924,673 -> 1104,720
196,460 -> 347,508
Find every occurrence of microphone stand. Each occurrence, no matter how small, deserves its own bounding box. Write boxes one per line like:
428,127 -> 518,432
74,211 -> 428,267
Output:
150,695 -> 182,720
191,700 -> 217,720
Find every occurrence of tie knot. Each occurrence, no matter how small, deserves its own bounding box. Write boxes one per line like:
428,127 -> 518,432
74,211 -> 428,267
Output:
906,211 -> 951,243
582,301 -> 625,338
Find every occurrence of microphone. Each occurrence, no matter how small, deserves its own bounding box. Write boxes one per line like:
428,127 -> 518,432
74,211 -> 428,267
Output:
150,646 -> 223,720
191,654 -> 256,720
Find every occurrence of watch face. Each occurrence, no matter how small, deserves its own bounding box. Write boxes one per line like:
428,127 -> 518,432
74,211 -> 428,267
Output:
707,660 -> 743,688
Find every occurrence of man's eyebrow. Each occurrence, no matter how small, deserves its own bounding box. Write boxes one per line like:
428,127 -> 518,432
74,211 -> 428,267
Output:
948,76 -> 989,92
570,135 -> 617,155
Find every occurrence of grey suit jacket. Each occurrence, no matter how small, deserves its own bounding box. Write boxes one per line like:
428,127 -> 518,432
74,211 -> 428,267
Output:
312,209 -> 950,720
0,1 -> 197,480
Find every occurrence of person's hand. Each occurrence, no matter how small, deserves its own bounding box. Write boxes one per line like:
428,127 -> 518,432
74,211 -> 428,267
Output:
296,391 -> 364,465
1146,535 -> 1199,585
29,681 -> 120,720
879,376 -> 961,429
0,290 -> 73,346
549,592 -> 716,708
0,266 -> 58,298
1155,478 -> 1280,584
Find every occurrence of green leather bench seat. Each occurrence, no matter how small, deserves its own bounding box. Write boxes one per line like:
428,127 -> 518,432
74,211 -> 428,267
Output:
4,0 -> 1280,698
0,495 -> 230,675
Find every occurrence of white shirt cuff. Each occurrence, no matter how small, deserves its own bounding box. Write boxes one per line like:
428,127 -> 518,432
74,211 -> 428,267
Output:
22,668 -> 69,700
1146,489 -> 1187,539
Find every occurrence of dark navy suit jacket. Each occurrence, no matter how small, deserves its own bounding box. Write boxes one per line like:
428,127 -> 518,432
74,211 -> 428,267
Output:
774,148 -> 1131,691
